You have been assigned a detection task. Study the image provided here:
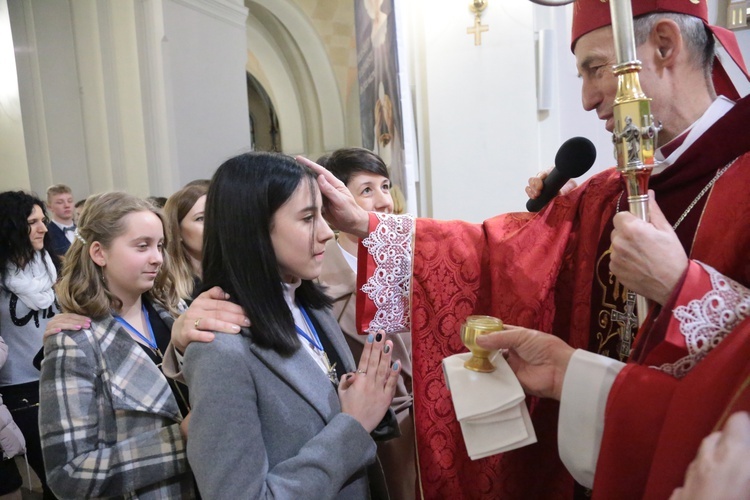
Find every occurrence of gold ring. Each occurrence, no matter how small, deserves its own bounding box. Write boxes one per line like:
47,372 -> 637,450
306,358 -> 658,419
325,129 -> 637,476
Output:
356,369 -> 366,375
194,318 -> 202,329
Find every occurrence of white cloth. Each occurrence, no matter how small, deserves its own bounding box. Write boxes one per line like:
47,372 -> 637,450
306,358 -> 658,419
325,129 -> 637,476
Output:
443,352 -> 537,460
4,251 -> 57,310
558,350 -> 625,488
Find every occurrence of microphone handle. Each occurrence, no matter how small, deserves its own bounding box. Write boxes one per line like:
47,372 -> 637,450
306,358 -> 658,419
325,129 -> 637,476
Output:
525,168 -> 568,212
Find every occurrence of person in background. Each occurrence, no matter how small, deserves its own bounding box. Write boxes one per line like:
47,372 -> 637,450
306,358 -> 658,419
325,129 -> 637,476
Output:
183,152 -> 399,498
146,196 -> 168,209
0,191 -> 62,500
45,185 -> 75,257
319,148 -> 415,499
39,192 -> 194,499
164,183 -> 208,302
72,198 -> 87,226
0,335 -> 27,500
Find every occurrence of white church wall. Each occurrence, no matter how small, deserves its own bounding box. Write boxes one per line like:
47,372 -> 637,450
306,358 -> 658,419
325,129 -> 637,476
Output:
8,0 -> 90,198
0,0 -> 29,191
161,0 -> 250,187
5,0 -> 250,198
407,0 -> 540,222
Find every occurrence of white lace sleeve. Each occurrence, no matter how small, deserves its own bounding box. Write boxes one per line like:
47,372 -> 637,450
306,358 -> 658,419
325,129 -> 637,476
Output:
656,261 -> 750,378
360,213 -> 415,333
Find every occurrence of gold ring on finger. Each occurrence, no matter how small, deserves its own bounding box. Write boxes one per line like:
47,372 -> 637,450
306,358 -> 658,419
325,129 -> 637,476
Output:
194,318 -> 202,329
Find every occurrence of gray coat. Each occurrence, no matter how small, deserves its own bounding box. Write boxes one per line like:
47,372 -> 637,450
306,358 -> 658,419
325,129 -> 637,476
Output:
184,306 -> 376,499
39,303 -> 194,499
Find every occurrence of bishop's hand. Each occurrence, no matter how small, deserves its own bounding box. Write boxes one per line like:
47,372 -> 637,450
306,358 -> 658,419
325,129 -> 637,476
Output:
296,156 -> 370,238
476,325 -> 574,401
610,192 -> 688,306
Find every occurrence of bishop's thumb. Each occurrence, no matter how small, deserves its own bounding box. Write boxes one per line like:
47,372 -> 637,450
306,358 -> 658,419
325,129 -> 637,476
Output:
647,190 -> 670,231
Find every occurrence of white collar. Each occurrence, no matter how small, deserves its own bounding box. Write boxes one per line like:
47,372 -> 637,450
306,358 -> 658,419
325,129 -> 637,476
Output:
654,96 -> 735,174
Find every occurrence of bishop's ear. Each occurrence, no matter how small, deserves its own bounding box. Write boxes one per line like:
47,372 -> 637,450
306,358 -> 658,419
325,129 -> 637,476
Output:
650,18 -> 682,68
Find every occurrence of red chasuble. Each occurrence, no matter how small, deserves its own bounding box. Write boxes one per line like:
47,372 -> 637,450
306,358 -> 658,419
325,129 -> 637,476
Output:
356,95 -> 750,500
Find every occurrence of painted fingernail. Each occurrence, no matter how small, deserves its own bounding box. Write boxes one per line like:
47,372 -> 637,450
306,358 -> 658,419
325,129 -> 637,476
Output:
367,334 -> 374,344
244,318 -> 251,325
376,333 -> 383,342
392,361 -> 400,371
384,344 -> 391,354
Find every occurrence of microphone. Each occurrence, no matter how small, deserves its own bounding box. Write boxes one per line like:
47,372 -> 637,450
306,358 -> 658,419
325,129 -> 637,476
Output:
526,136 -> 596,212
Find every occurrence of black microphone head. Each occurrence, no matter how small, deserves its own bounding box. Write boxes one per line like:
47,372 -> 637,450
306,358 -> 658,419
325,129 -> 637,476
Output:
555,137 -> 596,178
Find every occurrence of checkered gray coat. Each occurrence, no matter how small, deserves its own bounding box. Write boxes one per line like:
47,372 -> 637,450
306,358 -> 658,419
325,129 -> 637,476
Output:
39,302 -> 194,499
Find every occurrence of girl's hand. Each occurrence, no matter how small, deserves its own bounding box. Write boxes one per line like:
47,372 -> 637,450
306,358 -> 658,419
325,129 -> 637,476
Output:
338,331 -> 400,433
44,314 -> 91,340
172,286 -> 250,353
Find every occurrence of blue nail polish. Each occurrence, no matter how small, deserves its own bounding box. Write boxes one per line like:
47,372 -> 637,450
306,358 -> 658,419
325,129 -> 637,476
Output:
367,334 -> 374,343
392,361 -> 400,371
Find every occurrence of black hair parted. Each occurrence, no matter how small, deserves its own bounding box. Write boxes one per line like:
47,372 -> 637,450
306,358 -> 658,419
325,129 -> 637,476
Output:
0,190 -> 61,288
201,152 -> 331,356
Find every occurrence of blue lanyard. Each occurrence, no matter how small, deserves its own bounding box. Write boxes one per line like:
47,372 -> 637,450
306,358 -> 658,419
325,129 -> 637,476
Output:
113,303 -> 158,351
295,302 -> 323,351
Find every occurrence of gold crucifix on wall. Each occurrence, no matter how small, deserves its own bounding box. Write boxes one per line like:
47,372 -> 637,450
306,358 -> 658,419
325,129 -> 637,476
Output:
467,0 -> 489,46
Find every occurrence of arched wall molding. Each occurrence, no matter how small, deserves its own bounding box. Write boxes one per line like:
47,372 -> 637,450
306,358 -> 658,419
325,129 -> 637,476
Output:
245,0 -> 346,154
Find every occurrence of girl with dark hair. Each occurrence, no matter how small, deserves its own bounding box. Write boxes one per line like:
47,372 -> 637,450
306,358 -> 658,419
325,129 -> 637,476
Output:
39,192 -> 194,499
184,152 -> 400,498
0,191 -> 61,499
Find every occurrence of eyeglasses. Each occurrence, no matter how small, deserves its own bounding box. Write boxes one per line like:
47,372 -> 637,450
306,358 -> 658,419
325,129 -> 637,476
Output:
27,217 -> 49,228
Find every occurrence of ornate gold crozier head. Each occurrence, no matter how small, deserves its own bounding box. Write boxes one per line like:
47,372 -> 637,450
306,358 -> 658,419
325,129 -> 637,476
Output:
460,315 -> 504,373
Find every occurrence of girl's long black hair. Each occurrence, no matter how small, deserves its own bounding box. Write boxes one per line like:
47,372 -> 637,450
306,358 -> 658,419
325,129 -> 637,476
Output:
201,152 -> 331,356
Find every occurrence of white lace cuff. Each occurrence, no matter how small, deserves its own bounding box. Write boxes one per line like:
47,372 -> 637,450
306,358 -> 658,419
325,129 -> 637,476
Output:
360,213 -> 415,333
656,261 -> 750,378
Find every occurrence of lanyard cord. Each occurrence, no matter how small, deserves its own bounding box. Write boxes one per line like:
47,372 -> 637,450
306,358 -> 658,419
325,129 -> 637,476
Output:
294,302 -> 323,351
113,303 -> 158,350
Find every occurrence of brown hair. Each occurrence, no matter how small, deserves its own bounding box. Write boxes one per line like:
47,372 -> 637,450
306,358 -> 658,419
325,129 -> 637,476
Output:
163,183 -> 208,300
56,192 -> 180,318
46,184 -> 72,202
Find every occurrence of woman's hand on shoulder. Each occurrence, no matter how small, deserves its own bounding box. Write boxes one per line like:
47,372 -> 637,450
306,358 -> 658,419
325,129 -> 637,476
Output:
338,331 -> 400,433
172,286 -> 250,353
44,314 -> 91,340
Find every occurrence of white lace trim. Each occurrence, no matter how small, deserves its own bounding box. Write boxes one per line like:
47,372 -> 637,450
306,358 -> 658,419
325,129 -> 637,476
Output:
656,262 -> 750,379
360,213 -> 415,333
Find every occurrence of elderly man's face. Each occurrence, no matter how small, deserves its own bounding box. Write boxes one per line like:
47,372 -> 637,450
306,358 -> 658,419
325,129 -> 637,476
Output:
575,26 -> 666,124
575,27 -> 621,133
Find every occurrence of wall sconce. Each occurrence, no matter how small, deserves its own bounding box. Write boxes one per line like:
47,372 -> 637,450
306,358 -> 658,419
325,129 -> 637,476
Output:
727,0 -> 749,30
467,0 -> 489,46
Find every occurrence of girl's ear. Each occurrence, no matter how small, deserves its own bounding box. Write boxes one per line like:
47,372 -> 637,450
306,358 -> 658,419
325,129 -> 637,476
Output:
90,241 -> 106,267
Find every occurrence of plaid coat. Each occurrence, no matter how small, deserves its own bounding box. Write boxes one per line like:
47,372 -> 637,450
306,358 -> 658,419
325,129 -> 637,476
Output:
39,301 -> 194,499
